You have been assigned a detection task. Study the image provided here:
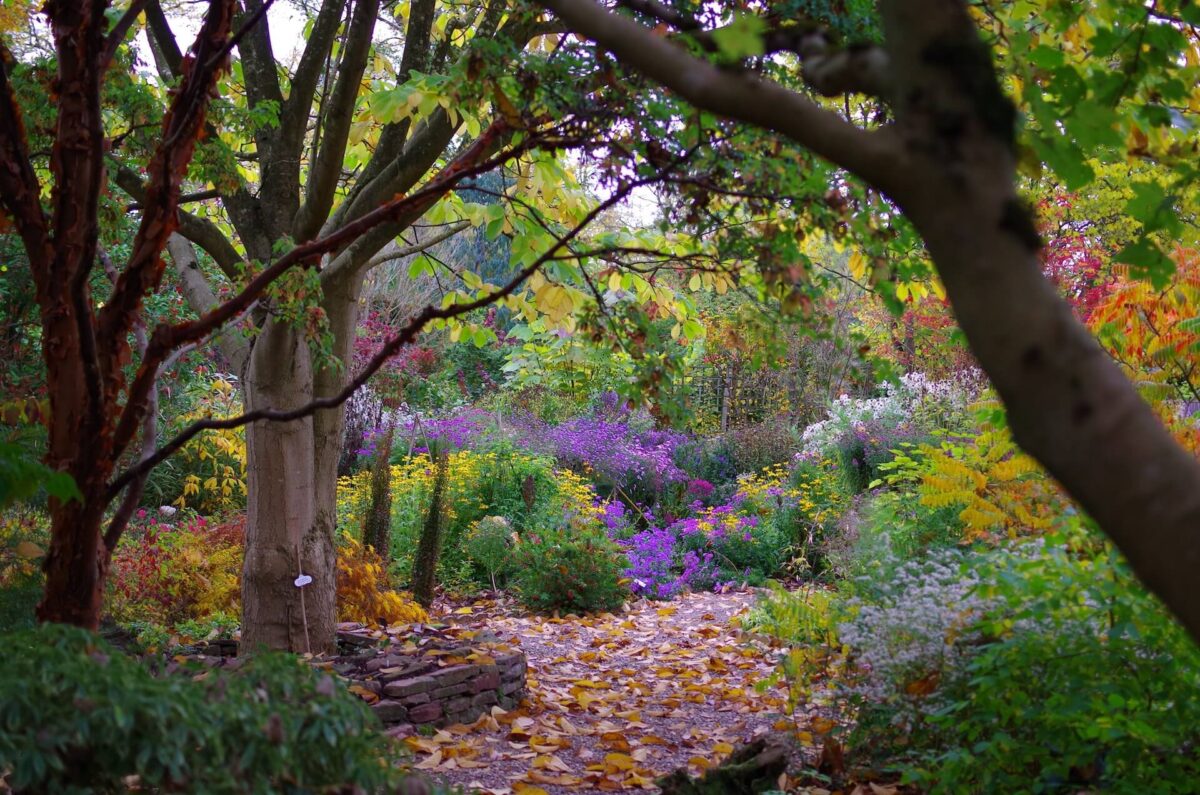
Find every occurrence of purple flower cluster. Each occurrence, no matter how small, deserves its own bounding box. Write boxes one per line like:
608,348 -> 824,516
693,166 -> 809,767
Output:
621,525 -> 719,600
405,408 -> 490,451
623,526 -> 681,599
359,408 -> 491,458
356,424 -> 393,459
598,499 -> 631,536
517,414 -> 688,492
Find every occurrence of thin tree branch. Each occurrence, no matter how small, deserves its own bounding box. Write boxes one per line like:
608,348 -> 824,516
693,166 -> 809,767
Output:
281,0 -> 345,146
166,233 -> 251,373
365,220 -> 471,269
143,1 -> 265,255
113,164 -> 244,280
100,0 -> 148,72
323,110 -> 457,238
145,0 -> 184,77
126,188 -> 221,211
99,248 -> 154,552
293,0 -> 382,241
108,172 -> 649,498
337,0 -> 440,206
534,0 -> 903,193
0,41 -> 51,277
97,0 -> 236,380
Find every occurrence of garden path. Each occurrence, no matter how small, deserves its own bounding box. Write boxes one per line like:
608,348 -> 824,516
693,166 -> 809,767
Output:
398,590 -> 820,794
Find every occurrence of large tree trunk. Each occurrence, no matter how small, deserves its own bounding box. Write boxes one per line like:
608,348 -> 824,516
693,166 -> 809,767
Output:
239,274 -> 362,652
241,320 -> 336,653
37,499 -> 109,628
36,270 -> 119,628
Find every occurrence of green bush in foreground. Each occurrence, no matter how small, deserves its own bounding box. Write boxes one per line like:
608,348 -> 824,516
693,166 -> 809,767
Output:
0,624 -> 400,794
837,537 -> 1200,794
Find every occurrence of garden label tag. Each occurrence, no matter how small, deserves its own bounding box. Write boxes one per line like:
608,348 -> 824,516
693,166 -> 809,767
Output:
294,574 -> 313,587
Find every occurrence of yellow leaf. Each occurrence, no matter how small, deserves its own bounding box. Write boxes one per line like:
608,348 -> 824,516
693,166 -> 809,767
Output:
604,752 -> 635,771
414,750 -> 443,769
347,685 -> 379,703
15,541 -> 44,558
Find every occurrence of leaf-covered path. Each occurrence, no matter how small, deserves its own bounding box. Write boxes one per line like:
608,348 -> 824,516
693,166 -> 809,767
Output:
399,591 -> 805,794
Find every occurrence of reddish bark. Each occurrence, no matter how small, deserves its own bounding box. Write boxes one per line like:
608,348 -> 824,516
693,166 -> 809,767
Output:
0,0 -> 237,628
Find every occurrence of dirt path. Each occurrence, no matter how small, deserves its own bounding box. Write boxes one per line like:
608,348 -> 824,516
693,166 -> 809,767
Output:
399,590 -> 807,794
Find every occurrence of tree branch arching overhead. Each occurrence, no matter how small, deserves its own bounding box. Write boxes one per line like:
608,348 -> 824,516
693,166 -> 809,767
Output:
535,0 -> 1200,644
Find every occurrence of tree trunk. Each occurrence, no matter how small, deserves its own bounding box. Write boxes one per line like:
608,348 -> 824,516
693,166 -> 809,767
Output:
363,424 -> 395,556
240,320 -> 336,653
411,450 -> 448,607
37,499 -> 109,628
36,292 -> 114,628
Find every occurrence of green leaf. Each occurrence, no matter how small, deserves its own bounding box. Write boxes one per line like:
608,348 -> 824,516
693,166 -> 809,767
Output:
1029,135 -> 1094,191
1124,182 -> 1178,235
1115,238 -> 1174,287
407,254 -> 434,279
711,14 -> 766,60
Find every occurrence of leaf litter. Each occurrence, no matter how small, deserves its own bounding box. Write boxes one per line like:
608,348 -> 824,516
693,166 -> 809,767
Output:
396,590 -> 835,794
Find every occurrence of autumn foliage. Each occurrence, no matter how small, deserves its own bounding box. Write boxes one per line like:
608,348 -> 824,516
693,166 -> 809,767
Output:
335,533 -> 428,626
1090,246 -> 1200,404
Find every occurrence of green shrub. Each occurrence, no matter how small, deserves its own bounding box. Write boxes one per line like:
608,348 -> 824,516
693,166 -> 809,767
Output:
0,570 -> 41,633
824,489 -> 962,581
513,525 -> 627,614
710,517 -> 788,583
0,624 -> 401,794
910,541 -> 1200,794
835,536 -> 1200,794
464,515 -> 514,590
369,446 -> 562,591
741,582 -> 839,647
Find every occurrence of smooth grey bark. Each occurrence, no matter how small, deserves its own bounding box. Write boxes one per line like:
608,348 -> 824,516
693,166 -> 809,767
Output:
140,0 -> 468,650
165,234 -> 250,374
536,0 -> 1200,643
240,319 -> 336,653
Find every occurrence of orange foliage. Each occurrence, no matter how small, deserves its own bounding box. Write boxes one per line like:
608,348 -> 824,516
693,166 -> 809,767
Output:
1090,246 -> 1200,400
335,533 -> 428,626
1090,246 -> 1200,452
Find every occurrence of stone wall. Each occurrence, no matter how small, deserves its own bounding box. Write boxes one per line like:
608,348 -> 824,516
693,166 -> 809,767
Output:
187,624 -> 528,730
356,650 -> 526,728
333,626 -> 527,729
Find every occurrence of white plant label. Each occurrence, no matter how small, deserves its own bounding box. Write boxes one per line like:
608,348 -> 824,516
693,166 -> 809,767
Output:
294,574 -> 313,587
